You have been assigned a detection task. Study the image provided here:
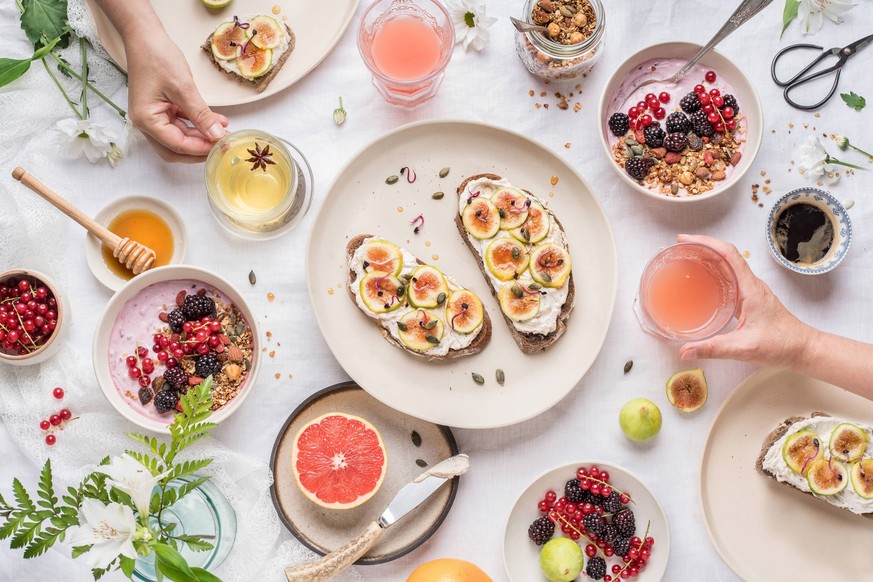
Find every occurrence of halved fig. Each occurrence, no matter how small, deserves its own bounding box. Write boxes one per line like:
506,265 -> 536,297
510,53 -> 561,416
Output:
249,15 -> 283,49
238,45 -> 273,78
782,430 -> 823,475
498,282 -> 540,322
361,240 -> 403,276
397,310 -> 444,352
485,237 -> 529,282
529,242 -> 572,288
806,457 -> 848,496
211,21 -> 249,60
408,266 -> 449,309
829,423 -> 868,463
446,289 -> 484,334
491,188 -> 529,229
359,271 -> 404,314
510,201 -> 550,244
665,368 -> 707,413
850,459 -> 873,499
462,198 -> 500,240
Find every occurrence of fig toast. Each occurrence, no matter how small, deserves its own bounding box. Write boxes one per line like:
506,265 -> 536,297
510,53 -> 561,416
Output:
757,412 -> 873,517
455,173 -> 575,354
347,235 -> 491,361
202,16 -> 295,93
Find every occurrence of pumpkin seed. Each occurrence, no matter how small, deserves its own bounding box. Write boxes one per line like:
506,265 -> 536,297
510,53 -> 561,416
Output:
386,175 -> 399,185
416,459 -> 428,468
511,286 -> 523,298
624,137 -> 638,146
432,191 -> 445,200
541,273 -> 552,283
436,292 -> 447,305
243,357 -> 251,370
411,430 -> 422,447
472,372 -> 485,385
559,6 -> 572,17
425,334 -> 440,344
396,285 -> 405,297
397,322 -> 408,332
496,369 -> 505,386
624,360 -> 634,374
625,146 -> 634,159
425,319 -> 438,330
248,270 -> 256,285
631,145 -> 644,156
528,282 -> 542,290
235,323 -> 245,336
512,247 -> 521,260
439,167 -> 450,178
498,207 -> 506,218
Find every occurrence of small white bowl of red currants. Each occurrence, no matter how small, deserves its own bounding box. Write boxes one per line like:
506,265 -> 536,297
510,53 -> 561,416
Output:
0,269 -> 69,366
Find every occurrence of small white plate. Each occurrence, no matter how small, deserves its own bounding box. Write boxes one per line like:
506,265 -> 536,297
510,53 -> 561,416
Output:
503,461 -> 670,581
85,196 -> 187,292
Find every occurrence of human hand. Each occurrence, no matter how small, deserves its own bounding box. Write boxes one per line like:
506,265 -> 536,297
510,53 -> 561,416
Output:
124,29 -> 228,163
677,234 -> 813,368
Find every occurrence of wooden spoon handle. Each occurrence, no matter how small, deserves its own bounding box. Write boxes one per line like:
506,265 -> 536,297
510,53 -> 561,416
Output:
12,167 -> 121,248
284,521 -> 383,582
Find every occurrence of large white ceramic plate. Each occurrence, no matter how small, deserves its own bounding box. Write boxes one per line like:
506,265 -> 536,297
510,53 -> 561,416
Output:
503,461 -> 670,580
87,0 -> 359,107
306,120 -> 617,429
700,368 -> 873,579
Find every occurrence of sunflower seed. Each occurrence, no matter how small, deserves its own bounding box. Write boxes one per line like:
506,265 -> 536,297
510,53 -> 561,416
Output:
624,360 -> 633,374
439,167 -> 450,178
411,431 -> 422,447
426,334 -> 440,344
416,459 -> 428,468
472,373 -> 485,385
432,191 -> 444,200
511,286 -> 523,298
386,175 -> 399,184
425,319 -> 438,330
248,270 -> 256,285
397,322 -> 408,332
436,292 -> 447,305
496,369 -> 505,386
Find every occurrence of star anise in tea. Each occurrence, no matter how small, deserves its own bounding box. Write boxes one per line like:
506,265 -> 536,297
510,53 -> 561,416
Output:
246,142 -> 276,172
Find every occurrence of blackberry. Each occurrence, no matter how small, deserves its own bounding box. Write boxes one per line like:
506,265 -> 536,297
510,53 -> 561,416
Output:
564,479 -> 585,504
600,523 -> 618,543
163,367 -> 188,391
680,91 -> 701,114
722,93 -> 739,113
665,111 -> 691,134
687,133 -> 704,151
167,309 -> 185,333
582,513 -> 604,535
528,516 -> 555,546
643,125 -> 666,148
691,110 -> 714,137
602,490 -> 622,514
181,294 -> 216,321
624,157 -> 652,181
613,509 -> 636,538
138,386 -> 153,406
612,536 -> 631,558
195,354 -> 222,378
586,556 -> 607,580
154,389 -> 179,414
663,132 -> 687,152
608,113 -> 630,137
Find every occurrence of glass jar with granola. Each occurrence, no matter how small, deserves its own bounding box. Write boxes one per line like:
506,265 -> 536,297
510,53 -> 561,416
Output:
515,0 -> 605,81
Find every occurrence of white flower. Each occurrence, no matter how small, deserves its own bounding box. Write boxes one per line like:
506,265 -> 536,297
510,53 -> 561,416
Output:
52,118 -> 118,163
446,0 -> 497,52
796,135 -> 830,177
798,0 -> 856,35
98,454 -> 167,519
66,499 -> 137,569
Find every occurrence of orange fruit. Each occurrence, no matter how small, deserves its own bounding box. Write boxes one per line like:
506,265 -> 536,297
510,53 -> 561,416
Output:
291,412 -> 387,509
406,558 -> 493,582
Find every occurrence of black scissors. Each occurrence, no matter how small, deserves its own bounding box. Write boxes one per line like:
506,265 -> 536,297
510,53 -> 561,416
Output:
771,33 -> 873,110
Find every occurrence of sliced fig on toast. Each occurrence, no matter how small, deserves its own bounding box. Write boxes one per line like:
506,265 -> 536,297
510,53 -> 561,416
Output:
462,198 -> 500,240
806,457 -> 848,496
829,423 -> 868,463
446,289 -> 484,334
782,430 -> 823,475
408,266 -> 449,309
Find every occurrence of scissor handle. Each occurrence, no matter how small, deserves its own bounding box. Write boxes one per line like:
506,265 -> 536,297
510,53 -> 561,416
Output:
783,68 -> 842,111
771,43 -> 825,86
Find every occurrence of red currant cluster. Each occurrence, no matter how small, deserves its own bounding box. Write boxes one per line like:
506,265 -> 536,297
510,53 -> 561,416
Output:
0,277 -> 58,355
606,535 -> 655,580
39,387 -> 74,446
126,346 -> 156,388
151,316 -> 225,368
692,75 -> 738,134
626,91 -> 671,130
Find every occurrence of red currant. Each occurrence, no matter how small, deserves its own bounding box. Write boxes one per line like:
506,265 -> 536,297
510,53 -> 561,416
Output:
209,320 -> 222,333
128,367 -> 142,379
152,343 -> 162,353
126,355 -> 138,368
39,420 -> 50,430
631,536 -> 642,547
586,544 -> 597,558
545,490 -> 557,503
658,91 -> 670,103
725,118 -> 737,131
49,414 -> 61,426
604,577 -> 612,582
159,336 -> 170,348
591,484 -> 601,495
166,357 -> 177,368
697,92 -> 711,106
139,375 -> 151,387
612,565 -> 622,574
595,505 -> 603,515
628,107 -> 640,119
707,112 -> 720,124
703,104 -> 715,114
142,360 -> 154,374
561,524 -> 571,534
601,485 -> 612,496
537,500 -> 549,512
628,548 -> 640,560
713,122 -> 725,133
694,84 -> 706,94
645,536 -> 655,547
196,343 -> 210,355
182,321 -> 193,333
547,511 -> 558,522
59,408 -> 71,420
599,471 -> 610,483
638,115 -> 652,128
709,88 -> 720,97
712,95 -> 724,108
590,466 -> 600,477
653,107 -> 666,120
705,70 -> 716,83
136,346 -> 148,358
605,546 -> 615,557
636,101 -> 647,111
52,387 -> 64,399
157,350 -> 169,362
722,106 -> 735,119
45,434 -> 56,446
173,348 -> 185,359
582,503 -> 594,515
640,548 -> 651,559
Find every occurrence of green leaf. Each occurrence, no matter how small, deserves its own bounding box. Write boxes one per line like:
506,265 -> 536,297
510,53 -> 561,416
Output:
841,91 -> 866,111
173,476 -> 210,503
37,460 -> 57,511
20,0 -> 70,48
154,543 -> 197,582
12,479 -> 35,512
781,0 -> 800,37
175,534 -> 214,553
120,554 -> 136,578
190,567 -> 223,582
72,544 -> 93,558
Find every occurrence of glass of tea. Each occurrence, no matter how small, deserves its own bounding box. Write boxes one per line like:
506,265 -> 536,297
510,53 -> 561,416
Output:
635,243 -> 738,342
204,129 -> 313,240
357,0 -> 455,107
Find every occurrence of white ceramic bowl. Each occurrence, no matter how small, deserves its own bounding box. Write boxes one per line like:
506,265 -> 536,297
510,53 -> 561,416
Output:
503,461 -> 670,581
766,187 -> 852,275
93,265 -> 260,434
0,269 -> 70,366
598,42 -> 763,202
85,195 -> 187,292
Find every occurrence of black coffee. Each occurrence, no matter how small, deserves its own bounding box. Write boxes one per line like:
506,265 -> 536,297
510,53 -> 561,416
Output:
774,202 -> 834,264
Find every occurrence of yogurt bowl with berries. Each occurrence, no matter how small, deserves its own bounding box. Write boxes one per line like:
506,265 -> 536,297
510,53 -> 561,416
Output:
94,265 -> 260,434
598,42 -> 762,202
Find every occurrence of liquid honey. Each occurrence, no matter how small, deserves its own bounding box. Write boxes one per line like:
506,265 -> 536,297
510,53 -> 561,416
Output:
102,209 -> 174,280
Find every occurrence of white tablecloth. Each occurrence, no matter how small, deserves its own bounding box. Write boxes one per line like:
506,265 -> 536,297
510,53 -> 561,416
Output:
2,0 -> 872,579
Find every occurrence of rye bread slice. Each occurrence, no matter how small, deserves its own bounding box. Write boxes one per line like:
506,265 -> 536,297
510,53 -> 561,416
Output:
201,23 -> 295,93
346,235 -> 491,362
455,173 -> 575,354
756,412 -> 873,519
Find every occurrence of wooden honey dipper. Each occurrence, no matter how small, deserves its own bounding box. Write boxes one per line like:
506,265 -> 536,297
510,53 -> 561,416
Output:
12,167 -> 156,275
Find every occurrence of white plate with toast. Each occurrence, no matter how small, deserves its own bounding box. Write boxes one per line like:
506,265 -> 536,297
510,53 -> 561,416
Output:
700,368 -> 873,579
306,120 -> 617,428
87,0 -> 358,107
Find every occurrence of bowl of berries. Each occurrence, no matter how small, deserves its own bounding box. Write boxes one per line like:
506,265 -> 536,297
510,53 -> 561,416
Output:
598,42 -> 762,202
0,269 -> 69,366
93,265 -> 261,434
504,461 -> 669,581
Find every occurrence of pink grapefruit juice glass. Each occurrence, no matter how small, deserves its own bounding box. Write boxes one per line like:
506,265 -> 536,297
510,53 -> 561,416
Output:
358,0 -> 454,107
634,243 -> 738,342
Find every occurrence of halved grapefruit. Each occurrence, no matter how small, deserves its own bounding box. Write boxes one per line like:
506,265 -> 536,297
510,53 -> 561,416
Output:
291,412 -> 388,509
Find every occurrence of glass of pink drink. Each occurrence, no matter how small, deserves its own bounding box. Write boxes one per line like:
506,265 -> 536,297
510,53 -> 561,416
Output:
634,243 -> 738,342
357,0 -> 454,107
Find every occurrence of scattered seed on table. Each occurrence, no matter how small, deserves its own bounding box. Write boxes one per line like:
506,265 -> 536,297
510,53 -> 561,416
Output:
624,360 -> 633,374
416,459 -> 428,468
472,373 -> 485,385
